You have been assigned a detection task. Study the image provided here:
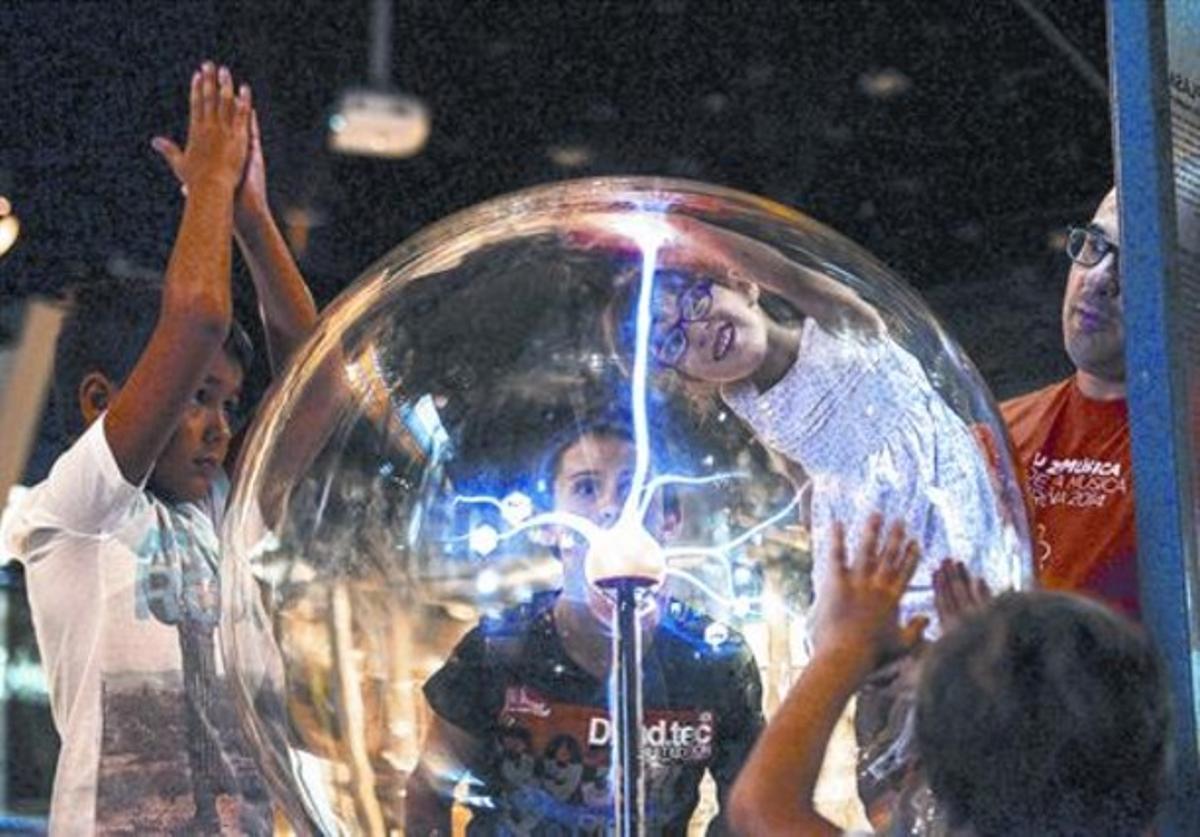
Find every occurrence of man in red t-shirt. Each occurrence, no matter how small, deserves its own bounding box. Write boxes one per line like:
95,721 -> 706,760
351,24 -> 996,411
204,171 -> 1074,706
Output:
1001,188 -> 1140,619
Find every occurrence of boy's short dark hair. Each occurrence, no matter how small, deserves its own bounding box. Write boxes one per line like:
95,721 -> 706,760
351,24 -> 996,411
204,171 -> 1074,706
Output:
916,591 -> 1170,837
53,274 -> 254,440
540,411 -> 636,498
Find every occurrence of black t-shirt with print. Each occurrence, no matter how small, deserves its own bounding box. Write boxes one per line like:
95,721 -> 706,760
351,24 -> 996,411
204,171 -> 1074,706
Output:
423,591 -> 764,835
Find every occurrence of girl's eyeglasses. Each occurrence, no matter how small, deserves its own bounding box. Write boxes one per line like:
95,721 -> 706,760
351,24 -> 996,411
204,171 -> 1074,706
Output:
654,279 -> 713,366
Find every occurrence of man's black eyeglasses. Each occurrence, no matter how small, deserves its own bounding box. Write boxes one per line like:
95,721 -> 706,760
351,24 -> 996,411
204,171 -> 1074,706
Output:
1066,225 -> 1118,268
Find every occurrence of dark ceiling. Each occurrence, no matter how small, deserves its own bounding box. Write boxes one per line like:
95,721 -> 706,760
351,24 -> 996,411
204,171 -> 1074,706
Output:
1,0 -> 1113,399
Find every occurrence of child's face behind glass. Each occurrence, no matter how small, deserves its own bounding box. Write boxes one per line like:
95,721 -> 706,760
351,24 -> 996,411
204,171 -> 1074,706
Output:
549,431 -> 677,628
552,433 -> 635,529
651,278 -> 770,384
550,431 -> 674,553
149,349 -> 244,503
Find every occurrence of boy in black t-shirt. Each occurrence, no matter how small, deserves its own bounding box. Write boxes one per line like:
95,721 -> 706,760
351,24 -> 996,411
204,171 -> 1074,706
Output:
406,420 -> 764,835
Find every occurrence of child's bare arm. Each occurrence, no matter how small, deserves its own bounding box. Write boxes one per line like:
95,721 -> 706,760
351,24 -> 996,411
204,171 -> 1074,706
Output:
933,558 -> 993,633
667,214 -> 885,338
231,110 -> 318,374
105,62 -> 249,485
155,108 -> 318,376
155,97 -> 326,497
728,515 -> 924,836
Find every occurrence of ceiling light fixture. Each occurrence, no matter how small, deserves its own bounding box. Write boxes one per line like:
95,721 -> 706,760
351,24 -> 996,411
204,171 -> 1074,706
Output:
329,0 -> 431,159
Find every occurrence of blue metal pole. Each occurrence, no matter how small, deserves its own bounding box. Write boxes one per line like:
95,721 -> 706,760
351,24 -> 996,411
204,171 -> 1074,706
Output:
1107,2 -> 1200,833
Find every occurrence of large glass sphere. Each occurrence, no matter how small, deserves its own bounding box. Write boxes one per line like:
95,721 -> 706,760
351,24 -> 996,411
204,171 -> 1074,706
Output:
221,178 -> 1031,834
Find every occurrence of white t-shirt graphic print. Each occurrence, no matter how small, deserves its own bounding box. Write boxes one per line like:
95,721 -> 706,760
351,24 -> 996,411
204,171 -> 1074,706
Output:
2,415 -> 270,834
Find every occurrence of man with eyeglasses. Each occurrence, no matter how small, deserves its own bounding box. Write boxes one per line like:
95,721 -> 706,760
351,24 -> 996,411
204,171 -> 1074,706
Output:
1000,188 -> 1139,618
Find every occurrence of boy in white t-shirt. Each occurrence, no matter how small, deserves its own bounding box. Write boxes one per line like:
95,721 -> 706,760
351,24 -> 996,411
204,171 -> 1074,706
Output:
2,61 -> 317,834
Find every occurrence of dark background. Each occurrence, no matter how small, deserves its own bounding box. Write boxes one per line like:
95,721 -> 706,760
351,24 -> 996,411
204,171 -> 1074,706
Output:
0,0 -> 1113,814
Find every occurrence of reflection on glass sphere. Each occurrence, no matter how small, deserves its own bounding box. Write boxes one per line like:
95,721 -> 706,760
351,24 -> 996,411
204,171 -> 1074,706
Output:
220,177 -> 1031,834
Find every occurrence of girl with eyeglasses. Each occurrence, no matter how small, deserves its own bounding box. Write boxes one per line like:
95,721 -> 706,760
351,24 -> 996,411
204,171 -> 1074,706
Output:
599,215 -> 1018,633
594,213 -> 1019,826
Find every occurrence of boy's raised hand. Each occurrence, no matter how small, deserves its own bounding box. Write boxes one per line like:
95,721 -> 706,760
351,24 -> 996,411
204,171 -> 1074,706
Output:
152,62 -> 251,196
727,514 -> 924,837
933,558 -> 992,633
233,109 -> 270,228
154,61 -> 318,384
813,514 -> 926,671
102,62 -> 249,488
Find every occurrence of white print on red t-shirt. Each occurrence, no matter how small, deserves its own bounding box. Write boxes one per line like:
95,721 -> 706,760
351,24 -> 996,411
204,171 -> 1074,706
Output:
1034,455 -> 1123,477
1034,523 -> 1053,572
1028,453 -> 1128,509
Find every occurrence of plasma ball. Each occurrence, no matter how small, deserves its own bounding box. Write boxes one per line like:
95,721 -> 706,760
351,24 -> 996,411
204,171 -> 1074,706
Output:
214,178 -> 1032,837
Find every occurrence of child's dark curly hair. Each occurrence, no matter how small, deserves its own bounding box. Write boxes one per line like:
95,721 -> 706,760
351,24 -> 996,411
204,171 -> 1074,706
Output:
917,591 -> 1170,837
52,273 -> 253,440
